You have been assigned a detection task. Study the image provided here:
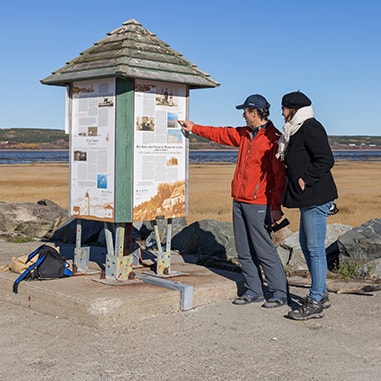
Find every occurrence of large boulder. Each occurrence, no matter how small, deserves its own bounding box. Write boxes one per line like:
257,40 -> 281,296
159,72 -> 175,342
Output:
276,223 -> 352,271
170,219 -> 292,269
50,218 -> 105,244
0,200 -> 69,241
172,219 -> 239,268
338,218 -> 381,277
170,219 -> 351,272
140,217 -> 188,246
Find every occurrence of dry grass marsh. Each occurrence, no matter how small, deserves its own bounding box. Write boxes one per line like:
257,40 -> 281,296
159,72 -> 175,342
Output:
0,161 -> 380,230
188,161 -> 381,230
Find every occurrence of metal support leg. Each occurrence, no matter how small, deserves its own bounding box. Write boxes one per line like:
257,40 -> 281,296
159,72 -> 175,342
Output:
104,222 -> 115,279
105,222 -> 135,280
153,218 -> 171,275
149,217 -> 187,279
73,219 -> 90,273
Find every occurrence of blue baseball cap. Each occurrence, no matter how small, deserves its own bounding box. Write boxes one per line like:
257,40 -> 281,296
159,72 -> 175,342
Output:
236,94 -> 269,110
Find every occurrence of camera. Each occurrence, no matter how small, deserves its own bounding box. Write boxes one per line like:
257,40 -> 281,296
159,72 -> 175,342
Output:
328,202 -> 339,216
265,218 -> 290,233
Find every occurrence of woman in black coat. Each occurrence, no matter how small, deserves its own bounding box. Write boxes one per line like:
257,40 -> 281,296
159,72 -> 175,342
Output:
277,91 -> 338,320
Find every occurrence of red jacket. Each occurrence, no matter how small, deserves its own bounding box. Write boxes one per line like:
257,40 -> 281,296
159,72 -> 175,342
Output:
192,122 -> 286,211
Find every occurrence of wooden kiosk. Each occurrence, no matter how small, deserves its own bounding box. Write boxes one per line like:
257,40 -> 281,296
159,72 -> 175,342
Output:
41,19 -> 219,281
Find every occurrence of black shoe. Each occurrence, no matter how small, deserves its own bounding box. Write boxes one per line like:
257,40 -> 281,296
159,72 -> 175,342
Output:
287,296 -> 324,320
232,293 -> 265,305
320,292 -> 331,309
262,296 -> 287,308
303,292 -> 331,309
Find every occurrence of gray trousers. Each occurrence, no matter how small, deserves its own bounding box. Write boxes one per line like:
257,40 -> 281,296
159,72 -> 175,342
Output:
233,200 -> 288,299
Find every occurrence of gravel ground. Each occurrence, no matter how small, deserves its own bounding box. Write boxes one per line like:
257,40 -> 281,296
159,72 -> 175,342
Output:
0,283 -> 380,381
1,241 -> 380,380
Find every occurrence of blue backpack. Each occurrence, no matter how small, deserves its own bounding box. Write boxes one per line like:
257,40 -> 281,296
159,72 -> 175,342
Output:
13,244 -> 72,294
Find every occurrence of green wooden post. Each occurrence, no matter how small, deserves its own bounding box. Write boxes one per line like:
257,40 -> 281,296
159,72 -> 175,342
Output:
114,78 -> 134,222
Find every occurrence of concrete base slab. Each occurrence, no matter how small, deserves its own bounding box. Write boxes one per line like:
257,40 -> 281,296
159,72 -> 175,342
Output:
0,259 -> 239,330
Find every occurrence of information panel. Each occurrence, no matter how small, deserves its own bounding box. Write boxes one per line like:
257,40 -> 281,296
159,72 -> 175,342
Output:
69,78 -> 116,221
133,80 -> 187,221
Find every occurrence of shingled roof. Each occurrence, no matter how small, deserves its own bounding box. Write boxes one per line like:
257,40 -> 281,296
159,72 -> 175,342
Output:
41,19 -> 219,89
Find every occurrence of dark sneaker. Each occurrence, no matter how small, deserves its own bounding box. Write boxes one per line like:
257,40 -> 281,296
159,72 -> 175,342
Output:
320,292 -> 331,309
232,293 -> 264,305
287,296 -> 324,320
303,292 -> 331,309
262,296 -> 287,308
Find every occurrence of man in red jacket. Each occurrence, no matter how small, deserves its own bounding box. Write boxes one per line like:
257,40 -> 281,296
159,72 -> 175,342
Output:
179,94 -> 288,308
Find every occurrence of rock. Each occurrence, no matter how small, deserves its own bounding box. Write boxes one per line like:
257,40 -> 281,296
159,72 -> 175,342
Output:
338,218 -> 381,277
270,226 -> 295,246
50,218 -> 105,244
276,223 -> 352,271
0,200 -> 69,241
171,219 -> 240,268
171,220 -> 353,272
276,232 -> 304,270
141,217 -> 188,245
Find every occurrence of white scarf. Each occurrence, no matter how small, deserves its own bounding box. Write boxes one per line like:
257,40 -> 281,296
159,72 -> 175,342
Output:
276,105 -> 314,160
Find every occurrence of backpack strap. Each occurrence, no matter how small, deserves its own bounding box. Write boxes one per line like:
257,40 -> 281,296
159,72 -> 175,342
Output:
13,252 -> 48,294
25,244 -> 47,264
63,265 -> 73,277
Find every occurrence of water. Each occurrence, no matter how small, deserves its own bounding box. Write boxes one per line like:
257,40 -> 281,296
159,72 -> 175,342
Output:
0,149 -> 380,164
0,150 -> 69,164
189,150 -> 381,163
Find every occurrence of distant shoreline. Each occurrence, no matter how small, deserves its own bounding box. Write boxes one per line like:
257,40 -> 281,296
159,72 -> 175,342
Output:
1,147 -> 381,152
0,149 -> 67,152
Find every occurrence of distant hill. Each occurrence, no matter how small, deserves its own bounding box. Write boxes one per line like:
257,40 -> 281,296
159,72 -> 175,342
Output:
0,128 -> 69,149
0,128 -> 380,150
328,135 -> 381,149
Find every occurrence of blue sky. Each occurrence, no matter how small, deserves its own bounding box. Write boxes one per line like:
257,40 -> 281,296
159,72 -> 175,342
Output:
1,0 -> 380,136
